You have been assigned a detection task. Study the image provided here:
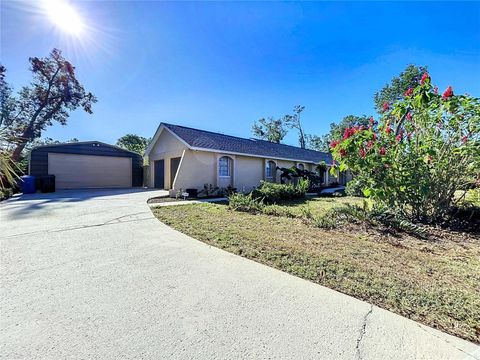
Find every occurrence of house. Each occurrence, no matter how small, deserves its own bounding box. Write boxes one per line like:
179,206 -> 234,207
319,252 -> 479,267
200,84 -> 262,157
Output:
144,123 -> 350,194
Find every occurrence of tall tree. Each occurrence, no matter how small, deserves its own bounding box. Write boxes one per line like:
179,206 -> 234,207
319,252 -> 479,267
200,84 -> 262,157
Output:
305,134 -> 326,152
116,134 -> 150,154
373,64 -> 427,113
284,105 -> 306,148
252,117 -> 287,143
0,49 -> 97,162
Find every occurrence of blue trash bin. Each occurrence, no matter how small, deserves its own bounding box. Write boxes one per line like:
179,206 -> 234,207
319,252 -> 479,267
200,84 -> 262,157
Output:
20,175 -> 36,194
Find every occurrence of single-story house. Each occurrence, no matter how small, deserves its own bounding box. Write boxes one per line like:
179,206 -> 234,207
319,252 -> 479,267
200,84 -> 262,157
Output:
144,123 -> 350,194
29,141 -> 143,189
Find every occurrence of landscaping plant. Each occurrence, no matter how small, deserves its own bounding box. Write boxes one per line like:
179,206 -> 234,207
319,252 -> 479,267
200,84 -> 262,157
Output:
330,73 -> 480,223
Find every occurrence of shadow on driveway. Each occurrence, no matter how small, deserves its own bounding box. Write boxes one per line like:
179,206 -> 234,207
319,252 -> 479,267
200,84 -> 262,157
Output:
1,188 -> 164,218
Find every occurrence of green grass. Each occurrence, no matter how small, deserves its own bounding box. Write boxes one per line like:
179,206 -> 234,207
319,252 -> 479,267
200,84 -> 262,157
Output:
153,197 -> 480,343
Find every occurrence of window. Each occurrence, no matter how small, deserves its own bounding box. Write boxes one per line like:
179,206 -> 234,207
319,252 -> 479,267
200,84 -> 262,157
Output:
218,156 -> 231,177
266,160 -> 276,178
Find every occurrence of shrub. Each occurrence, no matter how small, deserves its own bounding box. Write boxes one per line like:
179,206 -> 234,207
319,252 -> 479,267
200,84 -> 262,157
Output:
345,177 -> 366,197
253,179 -> 309,204
331,73 -> 480,222
228,193 -> 263,213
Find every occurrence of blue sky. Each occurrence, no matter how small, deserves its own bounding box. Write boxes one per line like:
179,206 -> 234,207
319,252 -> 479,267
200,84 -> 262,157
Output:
1,1 -> 479,147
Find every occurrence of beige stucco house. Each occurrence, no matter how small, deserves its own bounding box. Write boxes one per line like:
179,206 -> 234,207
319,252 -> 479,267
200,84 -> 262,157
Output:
144,123 -> 349,194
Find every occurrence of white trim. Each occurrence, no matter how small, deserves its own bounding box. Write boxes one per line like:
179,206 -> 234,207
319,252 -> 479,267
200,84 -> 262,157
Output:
144,124 -> 191,157
171,149 -> 186,190
191,146 -> 328,165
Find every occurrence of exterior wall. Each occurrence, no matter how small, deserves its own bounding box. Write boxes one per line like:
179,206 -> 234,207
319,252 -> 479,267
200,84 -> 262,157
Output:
148,129 -> 187,189
29,142 -> 143,187
235,156 -> 264,192
172,150 -> 216,191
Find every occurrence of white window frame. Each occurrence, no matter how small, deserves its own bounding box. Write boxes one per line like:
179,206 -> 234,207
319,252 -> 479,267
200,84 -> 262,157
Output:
218,156 -> 231,177
265,160 -> 276,179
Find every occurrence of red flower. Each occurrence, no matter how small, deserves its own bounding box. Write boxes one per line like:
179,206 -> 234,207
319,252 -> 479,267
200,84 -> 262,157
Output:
366,140 -> 374,149
385,127 -> 392,134
462,136 -> 468,144
420,72 -> 429,85
404,88 -> 413,97
442,86 -> 453,100
329,140 -> 340,149
406,112 -> 412,121
396,134 -> 402,142
369,116 -> 375,126
382,102 -> 390,112
379,147 -> 386,156
359,148 -> 366,159
339,149 -> 347,157
372,133 -> 377,140
343,127 -> 355,140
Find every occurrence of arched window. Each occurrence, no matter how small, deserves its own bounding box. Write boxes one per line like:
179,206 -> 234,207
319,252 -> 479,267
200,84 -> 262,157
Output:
218,156 -> 232,177
297,163 -> 304,171
266,160 -> 276,179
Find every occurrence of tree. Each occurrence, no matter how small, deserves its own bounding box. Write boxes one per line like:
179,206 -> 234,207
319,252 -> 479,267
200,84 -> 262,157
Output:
331,73 -> 480,222
0,49 -> 97,162
16,137 -> 79,174
313,115 -> 371,152
252,117 -> 287,143
284,105 -> 306,148
116,134 -> 150,154
373,64 -> 427,113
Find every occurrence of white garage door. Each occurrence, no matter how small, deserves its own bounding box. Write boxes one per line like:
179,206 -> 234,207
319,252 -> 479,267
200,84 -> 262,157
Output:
48,153 -> 132,189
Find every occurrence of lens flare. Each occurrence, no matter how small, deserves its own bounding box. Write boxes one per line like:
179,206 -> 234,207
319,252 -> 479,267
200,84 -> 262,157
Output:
42,0 -> 84,36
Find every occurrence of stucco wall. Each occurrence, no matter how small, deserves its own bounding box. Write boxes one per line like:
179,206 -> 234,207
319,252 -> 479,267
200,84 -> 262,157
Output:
148,129 -> 187,188
173,150 -> 217,191
235,156 -> 264,192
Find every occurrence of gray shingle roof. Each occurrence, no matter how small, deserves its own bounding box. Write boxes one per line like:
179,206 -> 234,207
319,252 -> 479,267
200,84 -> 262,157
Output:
163,123 -> 332,164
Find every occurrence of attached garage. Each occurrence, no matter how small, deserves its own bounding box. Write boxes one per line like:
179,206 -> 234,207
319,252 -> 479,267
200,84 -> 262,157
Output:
29,142 -> 143,189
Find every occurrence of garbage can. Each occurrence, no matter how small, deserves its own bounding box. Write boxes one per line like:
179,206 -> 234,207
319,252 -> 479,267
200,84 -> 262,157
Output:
20,175 -> 36,194
40,175 -> 56,193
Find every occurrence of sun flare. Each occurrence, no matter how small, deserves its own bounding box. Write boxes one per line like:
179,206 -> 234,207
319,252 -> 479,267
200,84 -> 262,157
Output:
42,0 -> 85,36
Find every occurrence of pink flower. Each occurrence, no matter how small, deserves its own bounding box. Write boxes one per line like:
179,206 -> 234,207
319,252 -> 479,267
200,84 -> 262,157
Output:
462,136 -> 468,144
343,128 -> 355,140
420,72 -> 429,85
329,140 -> 340,149
434,86 -> 438,94
396,134 -> 402,142
359,148 -> 366,158
406,112 -> 412,121
442,86 -> 453,100
369,116 -> 375,126
404,88 -> 413,97
372,133 -> 377,140
366,140 -> 374,149
379,147 -> 386,156
382,102 -> 390,112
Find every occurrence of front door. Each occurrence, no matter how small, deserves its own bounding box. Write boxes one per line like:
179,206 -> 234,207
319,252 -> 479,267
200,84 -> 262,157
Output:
154,160 -> 165,189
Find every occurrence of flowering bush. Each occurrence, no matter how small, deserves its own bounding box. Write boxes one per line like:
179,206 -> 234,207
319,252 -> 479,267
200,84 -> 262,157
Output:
331,74 -> 480,222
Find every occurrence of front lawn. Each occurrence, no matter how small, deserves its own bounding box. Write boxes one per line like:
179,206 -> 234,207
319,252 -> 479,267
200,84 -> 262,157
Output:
152,197 -> 480,343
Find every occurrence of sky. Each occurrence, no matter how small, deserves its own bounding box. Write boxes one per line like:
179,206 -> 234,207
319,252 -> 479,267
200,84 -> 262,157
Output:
1,1 -> 479,147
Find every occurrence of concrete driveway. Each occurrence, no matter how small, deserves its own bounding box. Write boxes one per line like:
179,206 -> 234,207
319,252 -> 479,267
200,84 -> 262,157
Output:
1,189 -> 479,359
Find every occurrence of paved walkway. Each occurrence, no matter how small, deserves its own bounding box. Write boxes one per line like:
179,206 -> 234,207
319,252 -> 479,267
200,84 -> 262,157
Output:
1,189 -> 478,359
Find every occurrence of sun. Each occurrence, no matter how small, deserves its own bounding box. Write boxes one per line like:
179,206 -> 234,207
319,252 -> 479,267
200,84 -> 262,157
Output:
42,0 -> 85,36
